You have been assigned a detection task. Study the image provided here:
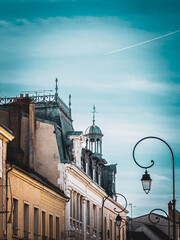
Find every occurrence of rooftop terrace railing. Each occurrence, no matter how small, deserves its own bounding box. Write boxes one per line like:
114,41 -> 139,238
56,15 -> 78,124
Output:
0,94 -> 71,118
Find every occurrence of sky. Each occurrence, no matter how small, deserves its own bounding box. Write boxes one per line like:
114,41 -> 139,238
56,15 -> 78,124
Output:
0,0 -> 180,218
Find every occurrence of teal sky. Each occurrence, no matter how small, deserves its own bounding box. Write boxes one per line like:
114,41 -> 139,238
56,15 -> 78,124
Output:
0,0 -> 180,218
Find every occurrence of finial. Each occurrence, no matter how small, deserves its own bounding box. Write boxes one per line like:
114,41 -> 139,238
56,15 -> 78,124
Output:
69,94 -> 71,116
92,105 -> 97,126
55,78 -> 58,102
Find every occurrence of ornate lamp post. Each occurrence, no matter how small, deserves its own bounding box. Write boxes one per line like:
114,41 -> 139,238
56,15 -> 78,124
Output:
101,193 -> 127,240
114,193 -> 128,240
133,136 -> 176,240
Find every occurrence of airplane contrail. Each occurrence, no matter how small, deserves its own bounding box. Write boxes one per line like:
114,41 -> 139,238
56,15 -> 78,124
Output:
106,29 -> 180,55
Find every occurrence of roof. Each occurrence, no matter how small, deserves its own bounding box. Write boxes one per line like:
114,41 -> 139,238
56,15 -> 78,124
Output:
146,224 -> 172,240
129,231 -> 151,240
67,131 -> 83,136
0,123 -> 15,141
85,125 -> 103,136
132,213 -> 171,221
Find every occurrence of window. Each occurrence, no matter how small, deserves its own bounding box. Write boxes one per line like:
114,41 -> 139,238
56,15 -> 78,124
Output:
86,139 -> 88,149
73,191 -> 76,219
70,190 -> 73,218
56,217 -> 60,240
24,203 -> 29,239
122,227 -> 125,240
42,211 -> 46,239
114,221 -> 117,240
110,219 -> 112,240
34,208 -> 39,240
96,139 -> 100,153
104,217 -> 107,240
87,200 -> 90,226
80,196 -> 82,222
13,198 -> 18,235
99,208 -> 101,226
77,194 -> 79,221
0,139 -> 2,178
49,215 -> 53,239
90,138 -> 95,152
93,204 -> 97,228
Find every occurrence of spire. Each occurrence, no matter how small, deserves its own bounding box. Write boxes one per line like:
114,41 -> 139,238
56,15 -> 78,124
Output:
55,78 -> 58,102
92,105 -> 97,126
69,94 -> 71,116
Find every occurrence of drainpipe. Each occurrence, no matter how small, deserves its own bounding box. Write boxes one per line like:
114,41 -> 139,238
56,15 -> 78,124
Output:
6,164 -> 13,240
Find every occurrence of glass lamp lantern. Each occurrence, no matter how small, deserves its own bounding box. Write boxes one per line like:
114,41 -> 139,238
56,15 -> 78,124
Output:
116,214 -> 122,227
141,170 -> 152,194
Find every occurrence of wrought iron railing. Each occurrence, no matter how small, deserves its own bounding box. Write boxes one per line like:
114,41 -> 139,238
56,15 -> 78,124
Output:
0,94 -> 71,118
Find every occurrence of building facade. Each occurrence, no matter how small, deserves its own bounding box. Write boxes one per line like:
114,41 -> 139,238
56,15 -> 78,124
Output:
0,81 -> 128,240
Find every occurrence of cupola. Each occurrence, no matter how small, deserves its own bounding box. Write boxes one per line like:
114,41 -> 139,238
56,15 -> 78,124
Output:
84,105 -> 103,158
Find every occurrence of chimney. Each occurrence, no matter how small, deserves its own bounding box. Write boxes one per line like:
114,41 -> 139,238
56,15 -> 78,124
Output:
168,201 -> 173,220
8,94 -> 32,166
8,102 -> 24,164
29,103 -> 36,170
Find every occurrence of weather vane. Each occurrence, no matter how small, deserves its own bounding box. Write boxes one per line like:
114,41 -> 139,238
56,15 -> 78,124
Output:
92,105 -> 97,126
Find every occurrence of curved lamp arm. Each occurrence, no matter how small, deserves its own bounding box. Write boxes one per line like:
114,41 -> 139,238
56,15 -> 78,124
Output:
148,208 -> 168,224
148,208 -> 170,240
133,136 -> 174,169
114,193 -> 127,214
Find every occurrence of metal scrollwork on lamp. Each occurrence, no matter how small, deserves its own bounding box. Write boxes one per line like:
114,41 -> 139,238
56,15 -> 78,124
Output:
148,208 -> 170,240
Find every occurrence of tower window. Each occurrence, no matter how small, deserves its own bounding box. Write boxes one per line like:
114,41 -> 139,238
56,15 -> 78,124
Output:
96,139 -> 100,153
90,138 -> 95,152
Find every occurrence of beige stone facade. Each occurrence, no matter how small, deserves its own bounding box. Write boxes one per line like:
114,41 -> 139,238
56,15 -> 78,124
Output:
6,167 -> 67,240
0,114 -> 68,240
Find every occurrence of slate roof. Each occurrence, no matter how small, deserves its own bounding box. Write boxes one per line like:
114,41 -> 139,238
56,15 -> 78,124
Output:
85,125 -> 103,135
128,231 -> 151,240
67,131 -> 83,136
146,224 -> 172,240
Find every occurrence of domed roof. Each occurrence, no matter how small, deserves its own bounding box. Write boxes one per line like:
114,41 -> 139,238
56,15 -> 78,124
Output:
85,125 -> 103,135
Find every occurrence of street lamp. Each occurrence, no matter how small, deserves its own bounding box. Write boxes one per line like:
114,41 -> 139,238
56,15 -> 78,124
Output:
133,136 -> 176,240
101,193 -> 127,240
114,193 -> 128,240
116,214 -> 122,227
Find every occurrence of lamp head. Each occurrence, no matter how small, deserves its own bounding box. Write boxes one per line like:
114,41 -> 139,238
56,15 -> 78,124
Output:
116,214 -> 122,227
141,170 -> 152,194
